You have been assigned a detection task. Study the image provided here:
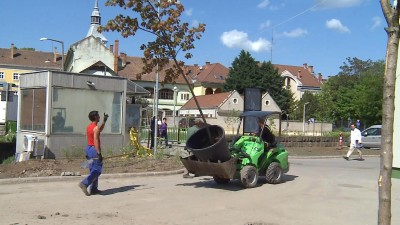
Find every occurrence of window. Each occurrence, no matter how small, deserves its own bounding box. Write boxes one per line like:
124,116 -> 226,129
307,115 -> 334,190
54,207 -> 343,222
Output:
180,93 -> 190,100
20,89 -> 46,131
159,89 -> 173,100
265,100 -> 270,106
0,72 -> 4,79
51,88 -> 122,134
13,73 -> 19,80
232,98 -> 238,104
365,128 -> 381,136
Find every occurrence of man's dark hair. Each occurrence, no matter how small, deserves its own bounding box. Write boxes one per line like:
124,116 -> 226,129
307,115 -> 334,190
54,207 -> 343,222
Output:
88,111 -> 99,122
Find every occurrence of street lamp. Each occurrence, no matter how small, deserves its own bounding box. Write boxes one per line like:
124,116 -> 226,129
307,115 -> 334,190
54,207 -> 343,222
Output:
303,102 -> 310,134
153,0 -> 161,158
173,86 -> 178,127
40,37 -> 64,71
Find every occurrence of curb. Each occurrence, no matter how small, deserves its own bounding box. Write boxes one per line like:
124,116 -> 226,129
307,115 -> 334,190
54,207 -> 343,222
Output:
289,154 -> 380,159
0,169 -> 185,185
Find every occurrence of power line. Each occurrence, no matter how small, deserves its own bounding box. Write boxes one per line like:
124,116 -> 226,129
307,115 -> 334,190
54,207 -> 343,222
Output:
266,0 -> 327,63
266,0 -> 327,32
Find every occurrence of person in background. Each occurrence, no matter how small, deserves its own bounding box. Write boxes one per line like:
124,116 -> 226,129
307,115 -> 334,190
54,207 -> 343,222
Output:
343,123 -> 363,161
79,111 -> 108,196
183,118 -> 204,178
150,116 -> 157,149
159,117 -> 170,148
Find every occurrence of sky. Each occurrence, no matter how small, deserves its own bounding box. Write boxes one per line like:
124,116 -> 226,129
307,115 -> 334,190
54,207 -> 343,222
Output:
0,0 -> 389,77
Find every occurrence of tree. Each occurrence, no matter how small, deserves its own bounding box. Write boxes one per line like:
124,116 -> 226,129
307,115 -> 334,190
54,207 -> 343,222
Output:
223,50 -> 259,92
319,58 -> 384,128
378,1 -> 399,224
291,91 -> 319,121
259,61 -> 294,114
352,62 -> 384,125
338,57 -> 375,77
224,50 -> 294,113
100,0 -> 209,125
99,0 -> 216,152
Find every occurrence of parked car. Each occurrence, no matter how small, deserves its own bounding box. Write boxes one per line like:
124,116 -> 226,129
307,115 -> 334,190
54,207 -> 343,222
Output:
347,125 -> 381,149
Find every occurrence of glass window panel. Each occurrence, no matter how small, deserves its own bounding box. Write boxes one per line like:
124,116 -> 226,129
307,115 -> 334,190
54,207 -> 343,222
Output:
20,89 -> 46,131
52,88 -> 122,134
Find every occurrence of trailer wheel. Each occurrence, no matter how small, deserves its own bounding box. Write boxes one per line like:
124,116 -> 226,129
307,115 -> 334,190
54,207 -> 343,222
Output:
266,162 -> 283,184
240,165 -> 258,188
213,176 -> 230,184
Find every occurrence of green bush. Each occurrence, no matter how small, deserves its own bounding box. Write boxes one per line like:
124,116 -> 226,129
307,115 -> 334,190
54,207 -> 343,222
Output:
1,156 -> 15,164
0,132 -> 16,143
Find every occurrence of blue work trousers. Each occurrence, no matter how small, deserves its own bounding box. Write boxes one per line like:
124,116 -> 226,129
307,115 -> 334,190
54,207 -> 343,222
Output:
81,145 -> 102,190
160,130 -> 169,146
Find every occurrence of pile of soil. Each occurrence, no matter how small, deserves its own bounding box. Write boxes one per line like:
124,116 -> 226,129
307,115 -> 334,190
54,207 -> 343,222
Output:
0,156 -> 183,179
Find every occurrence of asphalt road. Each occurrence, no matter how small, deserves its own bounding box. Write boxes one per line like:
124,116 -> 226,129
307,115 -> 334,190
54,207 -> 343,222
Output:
1,157 -> 399,225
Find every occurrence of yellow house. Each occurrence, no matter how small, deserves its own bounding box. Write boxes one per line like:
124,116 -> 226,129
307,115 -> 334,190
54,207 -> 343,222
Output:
0,43 -> 62,91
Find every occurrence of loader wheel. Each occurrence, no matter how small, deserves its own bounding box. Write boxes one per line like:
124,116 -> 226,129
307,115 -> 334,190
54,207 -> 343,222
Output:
213,176 -> 230,184
240,165 -> 258,188
266,162 -> 283,184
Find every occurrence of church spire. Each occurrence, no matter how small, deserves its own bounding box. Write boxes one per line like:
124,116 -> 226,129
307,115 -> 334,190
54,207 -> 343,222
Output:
86,0 -> 108,45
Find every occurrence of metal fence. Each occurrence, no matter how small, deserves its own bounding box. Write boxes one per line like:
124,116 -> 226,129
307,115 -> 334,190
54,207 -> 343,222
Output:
138,126 -> 190,146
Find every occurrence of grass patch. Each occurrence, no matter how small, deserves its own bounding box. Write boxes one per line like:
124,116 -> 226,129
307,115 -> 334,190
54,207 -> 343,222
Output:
1,155 -> 15,164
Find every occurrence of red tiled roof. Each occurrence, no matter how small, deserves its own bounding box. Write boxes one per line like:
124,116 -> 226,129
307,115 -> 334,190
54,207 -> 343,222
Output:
194,63 -> 229,84
274,64 -> 322,87
117,58 -> 229,85
117,56 -> 192,84
0,47 -> 62,70
180,92 -> 232,110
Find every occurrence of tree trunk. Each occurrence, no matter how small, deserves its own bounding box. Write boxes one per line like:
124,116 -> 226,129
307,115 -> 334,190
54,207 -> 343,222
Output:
378,1 -> 399,224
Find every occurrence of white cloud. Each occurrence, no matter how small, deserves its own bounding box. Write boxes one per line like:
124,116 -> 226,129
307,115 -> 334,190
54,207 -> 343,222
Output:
259,20 -> 272,30
220,30 -> 271,52
316,0 -> 362,9
283,28 -> 308,38
257,0 -> 270,9
371,16 -> 383,30
185,8 -> 193,17
191,19 -> 199,28
326,19 -> 350,33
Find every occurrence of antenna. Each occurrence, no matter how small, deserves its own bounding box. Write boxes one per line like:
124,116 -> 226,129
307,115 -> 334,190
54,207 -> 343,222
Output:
270,29 -> 274,63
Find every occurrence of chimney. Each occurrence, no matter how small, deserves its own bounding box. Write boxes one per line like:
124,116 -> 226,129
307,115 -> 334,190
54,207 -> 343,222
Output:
10,43 -> 14,59
205,61 -> 211,65
120,52 -> 127,67
110,44 -> 114,53
303,63 -> 307,69
114,40 -> 119,74
53,47 -> 58,63
318,73 -> 322,83
297,70 -> 302,79
308,65 -> 314,74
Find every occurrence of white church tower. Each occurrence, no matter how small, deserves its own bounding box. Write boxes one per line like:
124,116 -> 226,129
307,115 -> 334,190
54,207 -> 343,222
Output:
86,0 -> 108,45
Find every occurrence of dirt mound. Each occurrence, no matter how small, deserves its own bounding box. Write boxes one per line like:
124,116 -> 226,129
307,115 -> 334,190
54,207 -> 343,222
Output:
0,156 -> 183,179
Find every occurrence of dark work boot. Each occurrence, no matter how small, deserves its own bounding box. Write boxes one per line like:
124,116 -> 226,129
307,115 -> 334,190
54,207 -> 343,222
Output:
78,182 -> 90,196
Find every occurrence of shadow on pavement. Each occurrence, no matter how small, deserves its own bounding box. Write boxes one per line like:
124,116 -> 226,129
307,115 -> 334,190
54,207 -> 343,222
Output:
258,174 -> 298,185
176,177 -> 243,191
177,174 -> 298,191
100,184 -> 143,195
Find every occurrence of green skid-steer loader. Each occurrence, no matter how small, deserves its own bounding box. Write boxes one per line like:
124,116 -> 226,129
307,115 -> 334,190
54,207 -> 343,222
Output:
181,111 -> 289,188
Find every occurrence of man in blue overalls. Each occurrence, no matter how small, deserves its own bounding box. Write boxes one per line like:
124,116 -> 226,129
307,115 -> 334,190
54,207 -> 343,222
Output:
79,111 -> 108,196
